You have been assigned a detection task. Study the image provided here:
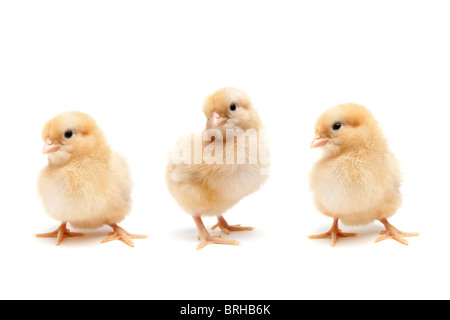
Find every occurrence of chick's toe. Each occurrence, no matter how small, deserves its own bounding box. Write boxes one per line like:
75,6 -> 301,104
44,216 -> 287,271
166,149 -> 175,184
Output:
211,216 -> 254,235
194,216 -> 239,250
197,235 -> 240,250
35,222 -> 85,246
101,224 -> 147,248
308,218 -> 357,247
375,219 -> 419,246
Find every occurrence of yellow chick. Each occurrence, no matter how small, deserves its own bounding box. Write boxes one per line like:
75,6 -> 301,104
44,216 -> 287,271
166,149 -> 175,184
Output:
166,87 -> 270,249
309,103 -> 418,246
36,112 -> 146,247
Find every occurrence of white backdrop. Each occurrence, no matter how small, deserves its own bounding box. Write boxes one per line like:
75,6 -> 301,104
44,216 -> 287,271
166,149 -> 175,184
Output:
0,0 -> 449,300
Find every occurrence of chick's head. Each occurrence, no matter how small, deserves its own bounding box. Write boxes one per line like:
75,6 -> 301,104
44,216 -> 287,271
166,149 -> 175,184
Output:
311,103 -> 381,156
203,87 -> 261,135
41,111 -> 108,165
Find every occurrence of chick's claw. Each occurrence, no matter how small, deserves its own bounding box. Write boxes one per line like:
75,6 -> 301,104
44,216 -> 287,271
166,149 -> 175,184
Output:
309,230 -> 357,247
375,219 -> 419,246
211,216 -> 254,235
101,224 -> 147,248
193,216 -> 239,250
308,218 -> 357,247
35,222 -> 85,246
197,235 -> 239,250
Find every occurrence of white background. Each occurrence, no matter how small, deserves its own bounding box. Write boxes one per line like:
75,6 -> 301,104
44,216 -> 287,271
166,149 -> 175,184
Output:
0,0 -> 449,300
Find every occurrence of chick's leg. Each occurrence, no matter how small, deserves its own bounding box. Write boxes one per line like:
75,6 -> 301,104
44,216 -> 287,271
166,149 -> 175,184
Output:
211,215 -> 254,235
35,222 -> 85,246
194,216 -> 239,250
308,218 -> 357,247
101,224 -> 147,248
375,219 -> 419,246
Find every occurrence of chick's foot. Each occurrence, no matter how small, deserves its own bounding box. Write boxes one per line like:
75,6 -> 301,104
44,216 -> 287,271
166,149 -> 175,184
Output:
101,224 -> 147,247
35,222 -> 85,246
194,216 -> 239,250
197,234 -> 240,250
375,219 -> 419,245
308,218 -> 357,247
211,215 -> 254,235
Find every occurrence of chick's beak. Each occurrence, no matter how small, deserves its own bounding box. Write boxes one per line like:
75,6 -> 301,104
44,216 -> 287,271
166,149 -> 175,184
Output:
311,134 -> 328,148
211,112 -> 227,128
43,138 -> 60,154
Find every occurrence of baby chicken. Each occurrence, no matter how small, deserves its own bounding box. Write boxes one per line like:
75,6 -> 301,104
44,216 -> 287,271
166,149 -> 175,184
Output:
36,112 -> 146,247
166,87 -> 270,249
309,103 -> 418,246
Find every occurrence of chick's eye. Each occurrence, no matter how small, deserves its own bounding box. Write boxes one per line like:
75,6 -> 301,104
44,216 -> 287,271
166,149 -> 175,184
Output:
332,122 -> 342,131
64,130 -> 73,139
230,103 -> 237,111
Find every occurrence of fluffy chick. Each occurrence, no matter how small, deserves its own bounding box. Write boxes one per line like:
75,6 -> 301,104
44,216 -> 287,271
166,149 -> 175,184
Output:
36,112 -> 146,247
166,87 -> 270,249
309,103 -> 418,246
